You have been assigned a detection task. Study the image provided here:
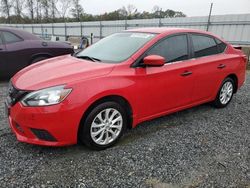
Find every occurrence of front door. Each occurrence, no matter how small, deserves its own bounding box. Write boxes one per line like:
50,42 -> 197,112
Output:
134,34 -> 195,120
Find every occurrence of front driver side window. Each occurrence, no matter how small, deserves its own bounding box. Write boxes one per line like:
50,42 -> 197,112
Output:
147,34 -> 189,63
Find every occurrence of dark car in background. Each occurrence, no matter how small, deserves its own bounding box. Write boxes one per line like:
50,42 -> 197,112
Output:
0,27 -> 74,79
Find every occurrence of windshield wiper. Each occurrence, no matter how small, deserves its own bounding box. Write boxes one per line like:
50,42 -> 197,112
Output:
76,55 -> 101,62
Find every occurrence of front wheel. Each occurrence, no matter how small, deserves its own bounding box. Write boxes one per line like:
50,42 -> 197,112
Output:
79,102 -> 127,150
213,77 -> 235,108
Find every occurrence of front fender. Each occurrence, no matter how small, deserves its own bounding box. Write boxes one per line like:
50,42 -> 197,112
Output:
66,76 -> 139,127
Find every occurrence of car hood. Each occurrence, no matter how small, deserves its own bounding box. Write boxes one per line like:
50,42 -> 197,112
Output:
12,55 -> 116,91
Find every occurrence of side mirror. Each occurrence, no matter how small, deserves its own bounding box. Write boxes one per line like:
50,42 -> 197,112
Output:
143,55 -> 165,67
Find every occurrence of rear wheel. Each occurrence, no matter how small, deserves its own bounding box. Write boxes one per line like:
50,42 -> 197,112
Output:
213,77 -> 235,108
79,101 -> 127,150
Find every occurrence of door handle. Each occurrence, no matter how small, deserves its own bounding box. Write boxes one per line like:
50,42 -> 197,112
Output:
181,71 -> 192,77
217,64 -> 226,69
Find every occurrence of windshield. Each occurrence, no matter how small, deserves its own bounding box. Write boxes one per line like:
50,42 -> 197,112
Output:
76,32 -> 156,63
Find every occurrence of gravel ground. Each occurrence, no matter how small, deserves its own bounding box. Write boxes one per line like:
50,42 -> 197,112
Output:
0,73 -> 249,188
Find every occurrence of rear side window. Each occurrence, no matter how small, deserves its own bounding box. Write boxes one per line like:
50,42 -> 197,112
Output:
191,34 -> 218,58
215,38 -> 227,53
147,35 -> 189,63
2,31 -> 23,44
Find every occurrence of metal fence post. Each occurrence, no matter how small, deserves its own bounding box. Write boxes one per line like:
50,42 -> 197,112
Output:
41,24 -> 43,38
159,9 -> 163,27
99,21 -> 103,39
125,19 -> 128,30
52,23 -> 54,36
31,24 -> 34,34
206,3 -> 213,31
80,22 -> 83,37
159,18 -> 162,27
65,23 -> 67,40
91,33 -> 93,44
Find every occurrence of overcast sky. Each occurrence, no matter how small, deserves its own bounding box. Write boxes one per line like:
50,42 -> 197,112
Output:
81,0 -> 250,17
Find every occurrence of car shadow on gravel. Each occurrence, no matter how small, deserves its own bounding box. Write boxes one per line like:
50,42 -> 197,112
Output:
119,103 -> 212,145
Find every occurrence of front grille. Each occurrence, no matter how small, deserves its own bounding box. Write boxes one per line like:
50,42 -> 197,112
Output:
6,82 -> 29,106
31,128 -> 57,142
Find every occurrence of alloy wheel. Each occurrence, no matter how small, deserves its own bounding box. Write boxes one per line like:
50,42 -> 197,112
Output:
219,81 -> 233,105
90,108 -> 123,145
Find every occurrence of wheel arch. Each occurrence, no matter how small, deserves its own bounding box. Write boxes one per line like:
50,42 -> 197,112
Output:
226,73 -> 238,93
29,53 -> 53,64
77,95 -> 134,142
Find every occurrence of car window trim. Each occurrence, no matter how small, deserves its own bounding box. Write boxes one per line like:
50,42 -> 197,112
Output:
214,37 -> 228,53
2,31 -> 24,44
131,32 -> 192,68
188,32 -> 227,60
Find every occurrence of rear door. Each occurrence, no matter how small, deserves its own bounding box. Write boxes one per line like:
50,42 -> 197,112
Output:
189,33 -> 228,103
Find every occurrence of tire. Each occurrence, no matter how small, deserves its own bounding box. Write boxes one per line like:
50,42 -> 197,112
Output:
213,77 -> 235,108
79,101 -> 127,150
30,56 -> 48,64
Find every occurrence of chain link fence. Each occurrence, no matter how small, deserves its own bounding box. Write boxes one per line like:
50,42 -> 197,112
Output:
1,14 -> 250,46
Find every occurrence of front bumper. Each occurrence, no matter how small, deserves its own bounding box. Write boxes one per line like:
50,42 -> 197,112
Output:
7,102 -> 82,146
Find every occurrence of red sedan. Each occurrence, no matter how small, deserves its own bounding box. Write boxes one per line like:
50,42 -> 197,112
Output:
6,28 -> 247,150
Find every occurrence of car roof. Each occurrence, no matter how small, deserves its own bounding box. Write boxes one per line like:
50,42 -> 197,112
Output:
127,27 -> 213,35
0,27 -> 40,40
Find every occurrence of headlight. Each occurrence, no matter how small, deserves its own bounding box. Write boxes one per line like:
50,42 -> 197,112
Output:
21,85 -> 72,107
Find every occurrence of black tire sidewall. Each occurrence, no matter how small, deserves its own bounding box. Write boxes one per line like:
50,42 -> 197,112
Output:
80,101 -> 127,150
214,77 -> 235,108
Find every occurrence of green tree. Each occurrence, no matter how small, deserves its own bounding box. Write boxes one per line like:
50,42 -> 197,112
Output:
41,0 -> 49,21
13,0 -> 23,23
26,0 -> 35,22
0,0 -> 12,23
49,0 -> 58,21
0,2 -> 186,24
58,0 -> 71,21
71,0 -> 84,21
